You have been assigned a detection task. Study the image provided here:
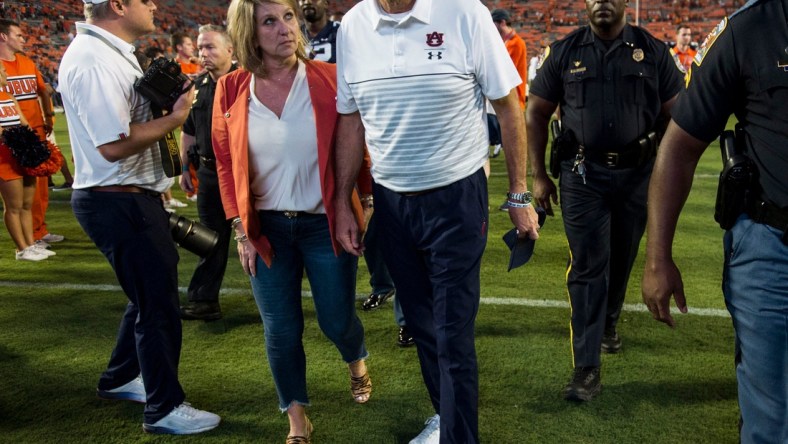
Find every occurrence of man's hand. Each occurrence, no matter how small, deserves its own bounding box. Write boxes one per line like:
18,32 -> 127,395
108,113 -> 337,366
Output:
642,258 -> 688,327
508,204 -> 540,240
170,82 -> 195,123
532,172 -> 558,216
335,201 -> 364,256
179,169 -> 195,194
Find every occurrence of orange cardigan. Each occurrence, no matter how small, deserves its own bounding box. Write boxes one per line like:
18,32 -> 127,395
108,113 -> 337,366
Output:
212,60 -> 368,267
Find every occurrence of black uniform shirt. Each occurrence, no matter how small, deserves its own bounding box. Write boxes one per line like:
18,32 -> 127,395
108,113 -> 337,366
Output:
530,24 -> 684,153
303,21 -> 339,64
671,0 -> 788,207
182,64 -> 237,159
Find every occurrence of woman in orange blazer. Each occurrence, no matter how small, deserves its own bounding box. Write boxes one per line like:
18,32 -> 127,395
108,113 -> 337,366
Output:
214,0 -> 371,442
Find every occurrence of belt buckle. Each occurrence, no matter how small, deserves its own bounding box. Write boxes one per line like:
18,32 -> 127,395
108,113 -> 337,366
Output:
283,211 -> 298,218
604,152 -> 619,168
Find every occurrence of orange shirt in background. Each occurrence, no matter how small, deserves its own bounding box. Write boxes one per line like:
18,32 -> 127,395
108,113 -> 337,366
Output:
504,31 -> 527,110
670,46 -> 697,74
2,54 -> 47,139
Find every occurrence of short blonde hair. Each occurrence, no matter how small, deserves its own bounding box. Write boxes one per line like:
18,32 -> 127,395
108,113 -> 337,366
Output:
226,0 -> 308,78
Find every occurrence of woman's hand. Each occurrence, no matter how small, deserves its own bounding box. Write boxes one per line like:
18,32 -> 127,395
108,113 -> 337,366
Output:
236,233 -> 257,277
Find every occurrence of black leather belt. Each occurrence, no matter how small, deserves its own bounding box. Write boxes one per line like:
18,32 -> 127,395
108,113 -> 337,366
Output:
260,210 -> 302,218
747,200 -> 788,245
88,185 -> 161,197
199,156 -> 216,170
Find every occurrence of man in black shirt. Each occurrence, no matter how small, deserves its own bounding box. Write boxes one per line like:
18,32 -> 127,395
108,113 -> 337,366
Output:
300,0 -> 339,63
643,1 -> 788,441
527,0 -> 683,402
179,24 -> 236,321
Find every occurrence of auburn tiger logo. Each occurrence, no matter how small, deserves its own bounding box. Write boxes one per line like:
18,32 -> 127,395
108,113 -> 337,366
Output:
426,32 -> 444,47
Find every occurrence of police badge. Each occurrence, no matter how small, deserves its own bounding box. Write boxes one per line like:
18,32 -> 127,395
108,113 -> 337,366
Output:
633,48 -> 644,62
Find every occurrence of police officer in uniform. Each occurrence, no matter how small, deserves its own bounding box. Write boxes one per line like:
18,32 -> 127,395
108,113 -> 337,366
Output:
179,25 -> 237,320
527,0 -> 684,401
643,1 -> 788,441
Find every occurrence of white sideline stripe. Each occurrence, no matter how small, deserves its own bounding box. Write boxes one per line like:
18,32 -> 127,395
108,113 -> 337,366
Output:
488,172 -> 720,179
0,281 -> 730,318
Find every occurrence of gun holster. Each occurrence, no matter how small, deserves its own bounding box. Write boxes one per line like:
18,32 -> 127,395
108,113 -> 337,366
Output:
549,120 -> 576,179
714,128 -> 758,230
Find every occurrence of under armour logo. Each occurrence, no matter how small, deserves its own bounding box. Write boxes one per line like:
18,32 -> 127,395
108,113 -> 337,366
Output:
428,52 -> 442,60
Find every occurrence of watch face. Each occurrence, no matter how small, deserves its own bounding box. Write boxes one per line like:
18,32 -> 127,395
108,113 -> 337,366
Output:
508,191 -> 533,204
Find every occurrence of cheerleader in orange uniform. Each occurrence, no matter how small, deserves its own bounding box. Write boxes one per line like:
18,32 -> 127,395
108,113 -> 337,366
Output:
0,62 -> 49,261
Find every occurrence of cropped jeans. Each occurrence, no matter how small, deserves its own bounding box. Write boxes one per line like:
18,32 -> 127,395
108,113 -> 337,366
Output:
723,215 -> 788,444
249,211 -> 368,411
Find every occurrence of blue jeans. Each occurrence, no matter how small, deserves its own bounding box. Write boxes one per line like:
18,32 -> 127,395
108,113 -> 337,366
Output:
71,189 -> 185,424
723,215 -> 788,444
249,211 -> 368,411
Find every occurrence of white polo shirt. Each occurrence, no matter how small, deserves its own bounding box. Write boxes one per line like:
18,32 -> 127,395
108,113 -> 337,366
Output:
337,0 -> 520,192
58,23 -> 171,192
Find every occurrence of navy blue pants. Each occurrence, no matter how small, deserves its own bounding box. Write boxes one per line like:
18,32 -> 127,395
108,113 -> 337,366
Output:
187,167 -> 232,303
374,168 -> 488,444
72,189 -> 185,424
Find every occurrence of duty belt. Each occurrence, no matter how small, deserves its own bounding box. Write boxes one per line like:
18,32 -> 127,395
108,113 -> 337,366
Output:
571,131 -> 658,169
747,200 -> 788,245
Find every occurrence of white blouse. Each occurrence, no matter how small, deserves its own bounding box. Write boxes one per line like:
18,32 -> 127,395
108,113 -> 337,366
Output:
247,61 -> 325,214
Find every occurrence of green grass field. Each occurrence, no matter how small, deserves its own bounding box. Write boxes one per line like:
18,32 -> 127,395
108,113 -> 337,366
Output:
0,116 -> 739,443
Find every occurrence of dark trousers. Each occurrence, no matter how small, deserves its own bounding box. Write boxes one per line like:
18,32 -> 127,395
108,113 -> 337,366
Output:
187,167 -> 232,303
71,189 -> 185,424
363,211 -> 395,295
559,158 -> 652,368
486,114 -> 501,146
375,168 -> 488,444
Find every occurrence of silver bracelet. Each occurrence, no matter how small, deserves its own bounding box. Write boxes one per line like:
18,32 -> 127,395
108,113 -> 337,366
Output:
230,217 -> 242,229
234,233 -> 248,242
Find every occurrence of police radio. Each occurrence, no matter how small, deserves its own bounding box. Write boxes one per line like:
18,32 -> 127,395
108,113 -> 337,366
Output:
714,128 -> 757,230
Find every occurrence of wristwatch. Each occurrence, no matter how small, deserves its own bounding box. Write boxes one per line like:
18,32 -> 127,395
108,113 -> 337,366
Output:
506,191 -> 533,205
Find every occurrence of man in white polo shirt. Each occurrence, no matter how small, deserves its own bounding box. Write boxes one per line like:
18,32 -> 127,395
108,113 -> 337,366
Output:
333,0 -> 540,442
58,0 -> 219,435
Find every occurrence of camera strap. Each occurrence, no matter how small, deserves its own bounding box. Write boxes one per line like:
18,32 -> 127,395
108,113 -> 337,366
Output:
77,28 -> 143,75
79,28 -> 182,178
151,104 -> 183,178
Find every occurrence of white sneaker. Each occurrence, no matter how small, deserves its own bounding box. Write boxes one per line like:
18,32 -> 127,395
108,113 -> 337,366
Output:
409,414 -> 440,444
97,375 -> 146,403
41,233 -> 65,243
34,239 -> 50,249
143,402 -> 221,435
187,194 -> 198,202
15,247 -> 48,261
165,199 -> 188,208
32,244 -> 56,256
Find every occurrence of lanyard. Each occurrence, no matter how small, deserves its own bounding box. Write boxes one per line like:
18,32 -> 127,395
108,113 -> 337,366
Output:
77,27 -> 143,75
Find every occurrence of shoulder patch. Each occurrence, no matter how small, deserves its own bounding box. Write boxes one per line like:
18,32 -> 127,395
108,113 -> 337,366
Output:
536,46 -> 550,70
693,17 -> 727,66
669,48 -> 687,73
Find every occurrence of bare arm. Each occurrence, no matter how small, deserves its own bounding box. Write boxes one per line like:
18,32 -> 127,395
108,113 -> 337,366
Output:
642,120 -> 709,327
98,85 -> 194,162
489,90 -> 539,240
39,84 -> 54,135
334,111 -> 367,255
179,131 -> 196,193
525,94 -> 559,215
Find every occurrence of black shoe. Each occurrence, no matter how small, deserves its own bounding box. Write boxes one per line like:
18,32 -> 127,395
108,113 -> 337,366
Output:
180,301 -> 222,321
361,289 -> 395,311
563,366 -> 601,402
397,326 -> 415,347
601,329 -> 622,354
498,200 -> 509,212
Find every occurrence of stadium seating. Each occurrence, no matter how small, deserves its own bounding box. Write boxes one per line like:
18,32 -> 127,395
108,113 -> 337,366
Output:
1,0 -> 746,84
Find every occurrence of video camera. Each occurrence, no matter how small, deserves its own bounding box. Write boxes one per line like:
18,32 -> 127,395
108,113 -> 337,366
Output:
134,57 -> 193,111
